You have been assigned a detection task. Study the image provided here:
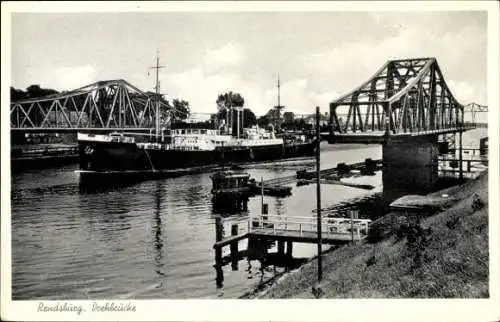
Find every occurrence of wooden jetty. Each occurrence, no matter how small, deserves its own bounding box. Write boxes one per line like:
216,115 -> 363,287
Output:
213,213 -> 371,269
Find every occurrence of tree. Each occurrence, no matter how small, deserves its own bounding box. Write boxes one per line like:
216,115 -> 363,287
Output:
25,84 -> 58,99
216,91 -> 245,111
11,85 -> 59,102
171,99 -> 190,121
242,108 -> 257,128
10,87 -> 27,101
257,115 -> 270,127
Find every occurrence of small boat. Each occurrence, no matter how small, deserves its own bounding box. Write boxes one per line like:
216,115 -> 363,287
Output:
296,179 -> 311,186
210,169 -> 252,198
263,185 -> 292,197
248,182 -> 292,197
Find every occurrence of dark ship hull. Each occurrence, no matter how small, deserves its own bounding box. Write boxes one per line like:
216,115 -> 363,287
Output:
78,138 -> 316,179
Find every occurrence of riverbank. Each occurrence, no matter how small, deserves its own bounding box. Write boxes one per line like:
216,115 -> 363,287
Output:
250,171 -> 488,298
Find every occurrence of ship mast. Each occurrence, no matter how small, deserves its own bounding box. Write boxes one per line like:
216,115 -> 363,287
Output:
274,73 -> 285,124
150,50 -> 165,142
277,74 -> 281,109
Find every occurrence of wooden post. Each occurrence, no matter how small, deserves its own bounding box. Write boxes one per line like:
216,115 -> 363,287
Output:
316,106 -> 323,282
262,203 -> 268,228
215,216 -> 223,287
215,217 -> 223,264
230,224 -> 239,270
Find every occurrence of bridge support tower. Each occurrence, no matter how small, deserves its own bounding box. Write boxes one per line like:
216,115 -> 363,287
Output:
382,135 -> 440,200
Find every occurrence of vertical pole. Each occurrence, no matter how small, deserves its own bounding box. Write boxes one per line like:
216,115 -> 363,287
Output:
215,217 -> 223,262
226,106 -> 229,134
241,108 -> 245,134
229,98 -> 233,136
155,52 -> 160,143
459,131 -> 463,181
230,224 -> 239,270
350,210 -> 354,243
55,103 -> 58,128
315,106 -> 322,282
237,108 -> 240,139
215,216 -> 223,287
261,177 -> 264,212
221,142 -> 225,171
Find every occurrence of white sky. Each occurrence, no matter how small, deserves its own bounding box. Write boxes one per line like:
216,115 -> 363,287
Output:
11,11 -> 486,116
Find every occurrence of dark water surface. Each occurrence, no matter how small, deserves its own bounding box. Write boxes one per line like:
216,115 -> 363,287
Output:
11,143 -> 382,299
11,129 -> 486,299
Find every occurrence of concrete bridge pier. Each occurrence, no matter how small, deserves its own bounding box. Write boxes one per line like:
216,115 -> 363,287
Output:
382,135 -> 440,201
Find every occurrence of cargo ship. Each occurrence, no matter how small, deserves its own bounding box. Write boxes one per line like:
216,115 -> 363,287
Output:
77,54 -> 317,179
77,125 -> 316,175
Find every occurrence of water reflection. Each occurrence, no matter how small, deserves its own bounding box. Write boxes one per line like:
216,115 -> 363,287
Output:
78,175 -> 140,194
211,196 -> 249,216
153,181 -> 166,277
274,197 -> 285,217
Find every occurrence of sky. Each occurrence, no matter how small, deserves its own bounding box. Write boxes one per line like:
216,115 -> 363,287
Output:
10,11 -> 487,116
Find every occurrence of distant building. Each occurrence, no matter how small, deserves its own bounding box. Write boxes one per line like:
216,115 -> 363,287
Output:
185,112 -> 211,124
303,114 -> 329,126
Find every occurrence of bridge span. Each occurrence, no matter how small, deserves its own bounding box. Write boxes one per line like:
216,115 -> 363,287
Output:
327,57 -> 488,194
328,57 -> 486,143
10,79 -> 180,133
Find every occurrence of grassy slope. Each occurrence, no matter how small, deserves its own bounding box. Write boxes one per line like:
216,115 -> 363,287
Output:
260,172 -> 489,298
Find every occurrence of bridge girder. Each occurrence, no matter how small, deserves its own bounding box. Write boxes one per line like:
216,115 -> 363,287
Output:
463,102 -> 488,124
10,79 -> 174,130
329,58 -> 473,136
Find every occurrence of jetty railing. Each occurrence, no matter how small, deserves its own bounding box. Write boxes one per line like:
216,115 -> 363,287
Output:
248,214 -> 371,239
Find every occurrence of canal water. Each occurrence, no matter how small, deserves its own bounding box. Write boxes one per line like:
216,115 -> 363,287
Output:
10,129 -> 486,299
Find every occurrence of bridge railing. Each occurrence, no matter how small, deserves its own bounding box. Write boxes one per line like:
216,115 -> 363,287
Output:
248,213 -> 371,238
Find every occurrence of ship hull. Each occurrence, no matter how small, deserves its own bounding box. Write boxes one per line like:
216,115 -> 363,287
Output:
78,139 -> 315,176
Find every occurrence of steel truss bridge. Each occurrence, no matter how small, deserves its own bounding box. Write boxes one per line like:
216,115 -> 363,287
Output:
10,59 -> 487,136
10,79 -> 184,133
329,58 -> 488,143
